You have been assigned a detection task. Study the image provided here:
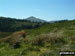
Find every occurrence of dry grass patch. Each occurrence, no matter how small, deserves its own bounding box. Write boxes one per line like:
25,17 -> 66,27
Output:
0,31 -> 28,48
31,31 -> 65,46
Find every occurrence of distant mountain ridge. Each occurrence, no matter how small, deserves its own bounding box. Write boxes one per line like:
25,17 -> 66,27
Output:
25,16 -> 47,22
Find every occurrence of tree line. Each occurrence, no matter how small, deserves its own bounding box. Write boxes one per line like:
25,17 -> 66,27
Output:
0,17 -> 46,32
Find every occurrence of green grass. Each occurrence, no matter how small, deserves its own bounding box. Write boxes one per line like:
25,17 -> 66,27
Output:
0,20 -> 75,56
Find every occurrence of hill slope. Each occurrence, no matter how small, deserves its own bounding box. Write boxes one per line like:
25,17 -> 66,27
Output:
25,16 -> 47,22
0,17 -> 75,56
0,17 -> 47,32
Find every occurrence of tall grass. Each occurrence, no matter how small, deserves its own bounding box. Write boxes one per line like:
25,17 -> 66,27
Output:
31,31 -> 66,46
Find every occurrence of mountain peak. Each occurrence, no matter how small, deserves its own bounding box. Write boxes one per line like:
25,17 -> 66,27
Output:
26,16 -> 37,20
28,16 -> 36,18
25,16 -> 46,22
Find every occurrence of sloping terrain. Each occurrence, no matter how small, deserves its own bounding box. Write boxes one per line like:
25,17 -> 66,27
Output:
25,16 -> 47,22
0,17 -> 47,32
0,18 -> 75,56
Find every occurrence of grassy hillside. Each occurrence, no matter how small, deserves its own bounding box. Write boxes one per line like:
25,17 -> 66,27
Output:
0,17 -> 47,32
0,19 -> 75,56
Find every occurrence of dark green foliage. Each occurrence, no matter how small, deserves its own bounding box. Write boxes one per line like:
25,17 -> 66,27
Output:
12,42 -> 21,49
0,17 -> 47,32
0,32 -> 12,38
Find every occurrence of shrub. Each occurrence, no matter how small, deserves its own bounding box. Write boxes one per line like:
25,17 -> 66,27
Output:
0,31 -> 28,48
31,31 -> 66,46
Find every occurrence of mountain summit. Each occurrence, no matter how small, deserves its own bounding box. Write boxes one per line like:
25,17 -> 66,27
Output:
25,16 -> 47,22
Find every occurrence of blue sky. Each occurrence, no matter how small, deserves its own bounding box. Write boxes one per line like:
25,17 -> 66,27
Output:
0,0 -> 75,21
